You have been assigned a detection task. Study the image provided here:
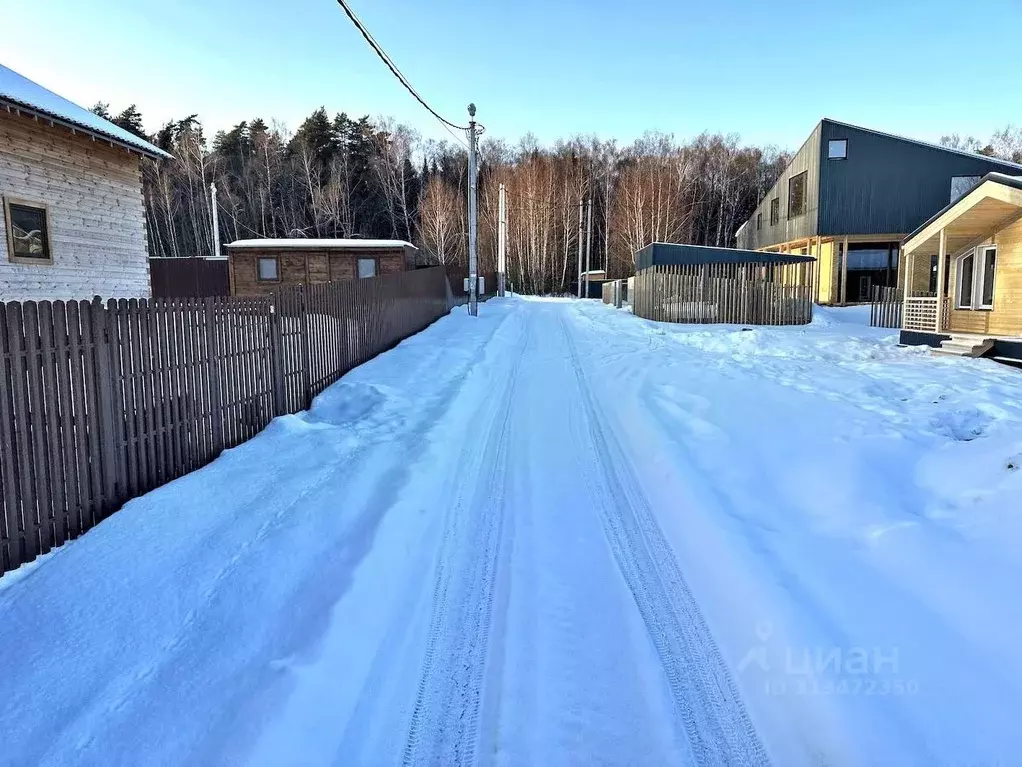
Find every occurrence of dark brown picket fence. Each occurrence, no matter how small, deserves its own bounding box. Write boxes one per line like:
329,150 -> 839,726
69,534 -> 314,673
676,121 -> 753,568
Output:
0,267 -> 449,575
870,285 -> 903,329
632,262 -> 815,326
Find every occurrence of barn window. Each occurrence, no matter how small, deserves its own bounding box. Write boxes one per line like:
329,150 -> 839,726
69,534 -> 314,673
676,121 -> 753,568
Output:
257,256 -> 279,281
788,171 -> 808,218
828,139 -> 847,159
769,198 -> 780,226
4,198 -> 52,264
357,258 -> 377,279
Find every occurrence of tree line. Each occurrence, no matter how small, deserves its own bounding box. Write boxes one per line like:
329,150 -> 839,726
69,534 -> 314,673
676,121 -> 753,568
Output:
93,103 -> 1020,293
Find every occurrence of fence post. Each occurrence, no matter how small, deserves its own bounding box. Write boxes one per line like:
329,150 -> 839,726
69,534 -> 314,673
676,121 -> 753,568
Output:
299,287 -> 312,409
205,298 -> 225,455
91,298 -> 120,513
268,299 -> 286,417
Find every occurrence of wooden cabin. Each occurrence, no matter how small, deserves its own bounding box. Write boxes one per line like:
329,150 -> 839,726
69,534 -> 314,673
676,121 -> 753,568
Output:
900,173 -> 1022,362
734,119 -> 1022,305
226,239 -> 417,295
0,64 -> 170,301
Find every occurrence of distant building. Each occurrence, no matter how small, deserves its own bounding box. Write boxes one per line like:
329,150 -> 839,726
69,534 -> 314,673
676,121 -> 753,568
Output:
226,239 -> 417,295
734,119 -> 1022,304
0,64 -> 170,301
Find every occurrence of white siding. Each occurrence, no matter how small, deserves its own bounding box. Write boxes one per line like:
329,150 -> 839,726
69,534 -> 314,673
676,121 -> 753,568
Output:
0,110 -> 150,301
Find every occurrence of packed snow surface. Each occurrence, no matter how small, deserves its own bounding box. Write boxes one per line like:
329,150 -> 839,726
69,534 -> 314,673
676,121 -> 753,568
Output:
1,298 -> 1020,765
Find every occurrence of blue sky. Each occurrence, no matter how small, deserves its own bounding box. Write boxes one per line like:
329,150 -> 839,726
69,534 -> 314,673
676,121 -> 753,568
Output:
2,0 -> 1020,151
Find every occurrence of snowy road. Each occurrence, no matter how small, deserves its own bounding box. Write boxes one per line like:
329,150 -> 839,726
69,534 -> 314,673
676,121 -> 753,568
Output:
2,297 -> 1021,765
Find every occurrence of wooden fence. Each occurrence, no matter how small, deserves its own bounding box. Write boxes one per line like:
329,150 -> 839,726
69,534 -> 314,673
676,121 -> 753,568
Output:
869,285 -> 904,329
150,256 -> 230,298
631,262 -> 815,325
0,267 -> 449,575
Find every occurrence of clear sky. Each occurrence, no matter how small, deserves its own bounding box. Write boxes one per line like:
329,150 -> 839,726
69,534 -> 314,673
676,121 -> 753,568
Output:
2,0 -> 1020,152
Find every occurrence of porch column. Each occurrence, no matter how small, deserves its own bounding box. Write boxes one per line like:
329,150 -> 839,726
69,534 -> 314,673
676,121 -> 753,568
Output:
935,227 -> 947,332
839,236 -> 849,305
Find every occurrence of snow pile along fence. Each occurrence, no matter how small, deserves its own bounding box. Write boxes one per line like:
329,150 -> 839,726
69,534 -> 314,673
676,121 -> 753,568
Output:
631,262 -> 814,325
0,267 -> 449,575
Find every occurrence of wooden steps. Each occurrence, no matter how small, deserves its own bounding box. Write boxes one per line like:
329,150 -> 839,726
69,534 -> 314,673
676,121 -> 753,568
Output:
931,335 -> 996,358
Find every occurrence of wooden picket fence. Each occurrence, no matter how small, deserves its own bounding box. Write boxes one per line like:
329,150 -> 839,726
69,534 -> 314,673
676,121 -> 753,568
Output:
869,285 -> 904,329
0,267 -> 449,575
631,262 -> 815,325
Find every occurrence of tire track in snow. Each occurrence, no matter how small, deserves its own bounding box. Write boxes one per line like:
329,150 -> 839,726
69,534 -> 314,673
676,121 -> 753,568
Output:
400,312 -> 531,766
559,313 -> 770,766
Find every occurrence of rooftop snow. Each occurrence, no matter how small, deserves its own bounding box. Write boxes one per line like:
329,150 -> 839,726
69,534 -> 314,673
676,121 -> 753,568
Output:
0,64 -> 170,159
226,239 -> 418,250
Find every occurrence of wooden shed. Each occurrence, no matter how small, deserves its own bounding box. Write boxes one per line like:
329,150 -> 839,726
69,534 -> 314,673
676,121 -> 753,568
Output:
226,238 -> 417,296
0,64 -> 171,301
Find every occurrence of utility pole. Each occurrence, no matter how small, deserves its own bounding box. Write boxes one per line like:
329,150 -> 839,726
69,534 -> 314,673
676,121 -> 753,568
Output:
576,198 -> 584,299
467,104 -> 480,316
585,197 -> 593,298
498,183 -> 507,297
209,182 -> 221,258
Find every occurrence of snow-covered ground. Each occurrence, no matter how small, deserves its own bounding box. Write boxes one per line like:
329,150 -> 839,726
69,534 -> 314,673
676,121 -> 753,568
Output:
1,297 -> 1020,765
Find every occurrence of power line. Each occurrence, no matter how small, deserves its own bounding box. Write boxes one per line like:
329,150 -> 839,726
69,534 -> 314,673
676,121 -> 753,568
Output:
334,0 -> 471,140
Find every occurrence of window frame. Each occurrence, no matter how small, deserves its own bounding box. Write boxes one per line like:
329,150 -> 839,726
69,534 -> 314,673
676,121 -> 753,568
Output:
4,197 -> 54,265
756,212 -> 762,231
357,257 -> 378,279
828,139 -> 848,160
977,245 -> 997,310
256,255 -> 280,283
769,198 -> 780,226
787,171 -> 808,219
955,246 -> 998,311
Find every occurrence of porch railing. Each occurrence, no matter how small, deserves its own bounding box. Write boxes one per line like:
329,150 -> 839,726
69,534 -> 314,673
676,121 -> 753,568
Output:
903,296 -> 939,332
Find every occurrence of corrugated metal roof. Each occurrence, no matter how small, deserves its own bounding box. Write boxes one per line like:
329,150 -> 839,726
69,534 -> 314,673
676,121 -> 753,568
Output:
226,238 -> 418,250
0,64 -> 171,159
635,242 -> 813,271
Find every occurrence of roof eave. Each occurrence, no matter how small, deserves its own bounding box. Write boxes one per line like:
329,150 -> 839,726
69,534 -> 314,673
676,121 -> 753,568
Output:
0,97 -> 172,160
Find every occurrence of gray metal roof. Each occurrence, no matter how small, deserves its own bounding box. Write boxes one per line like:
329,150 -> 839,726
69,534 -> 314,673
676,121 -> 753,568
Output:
635,243 -> 814,271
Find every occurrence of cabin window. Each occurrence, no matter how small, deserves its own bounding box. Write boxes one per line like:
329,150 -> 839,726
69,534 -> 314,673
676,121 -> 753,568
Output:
956,247 -> 997,310
357,258 -> 377,279
956,251 -> 975,309
828,139 -> 847,160
257,256 -> 279,281
769,198 -> 780,226
788,171 -> 808,219
4,199 -> 52,264
979,246 -> 996,309
756,212 -> 762,231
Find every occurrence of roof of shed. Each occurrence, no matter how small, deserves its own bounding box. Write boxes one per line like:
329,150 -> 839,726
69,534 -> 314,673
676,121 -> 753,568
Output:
226,238 -> 418,250
635,242 -> 814,271
0,64 -> 171,159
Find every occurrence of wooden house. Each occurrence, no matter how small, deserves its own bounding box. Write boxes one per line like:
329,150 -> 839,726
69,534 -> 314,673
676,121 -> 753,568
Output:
226,239 -> 417,295
0,64 -> 170,301
900,173 -> 1022,362
734,119 -> 1022,305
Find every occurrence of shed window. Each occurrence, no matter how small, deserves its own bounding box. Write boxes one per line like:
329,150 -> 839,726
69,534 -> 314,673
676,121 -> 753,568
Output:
756,212 -> 762,231
357,258 -> 377,279
788,171 -> 808,219
769,198 -> 780,226
257,256 -> 279,281
828,139 -> 847,160
956,247 -> 998,310
5,199 -> 52,264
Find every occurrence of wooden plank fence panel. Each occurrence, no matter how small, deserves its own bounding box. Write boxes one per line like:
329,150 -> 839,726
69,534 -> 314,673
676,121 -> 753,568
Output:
0,268 -> 452,576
